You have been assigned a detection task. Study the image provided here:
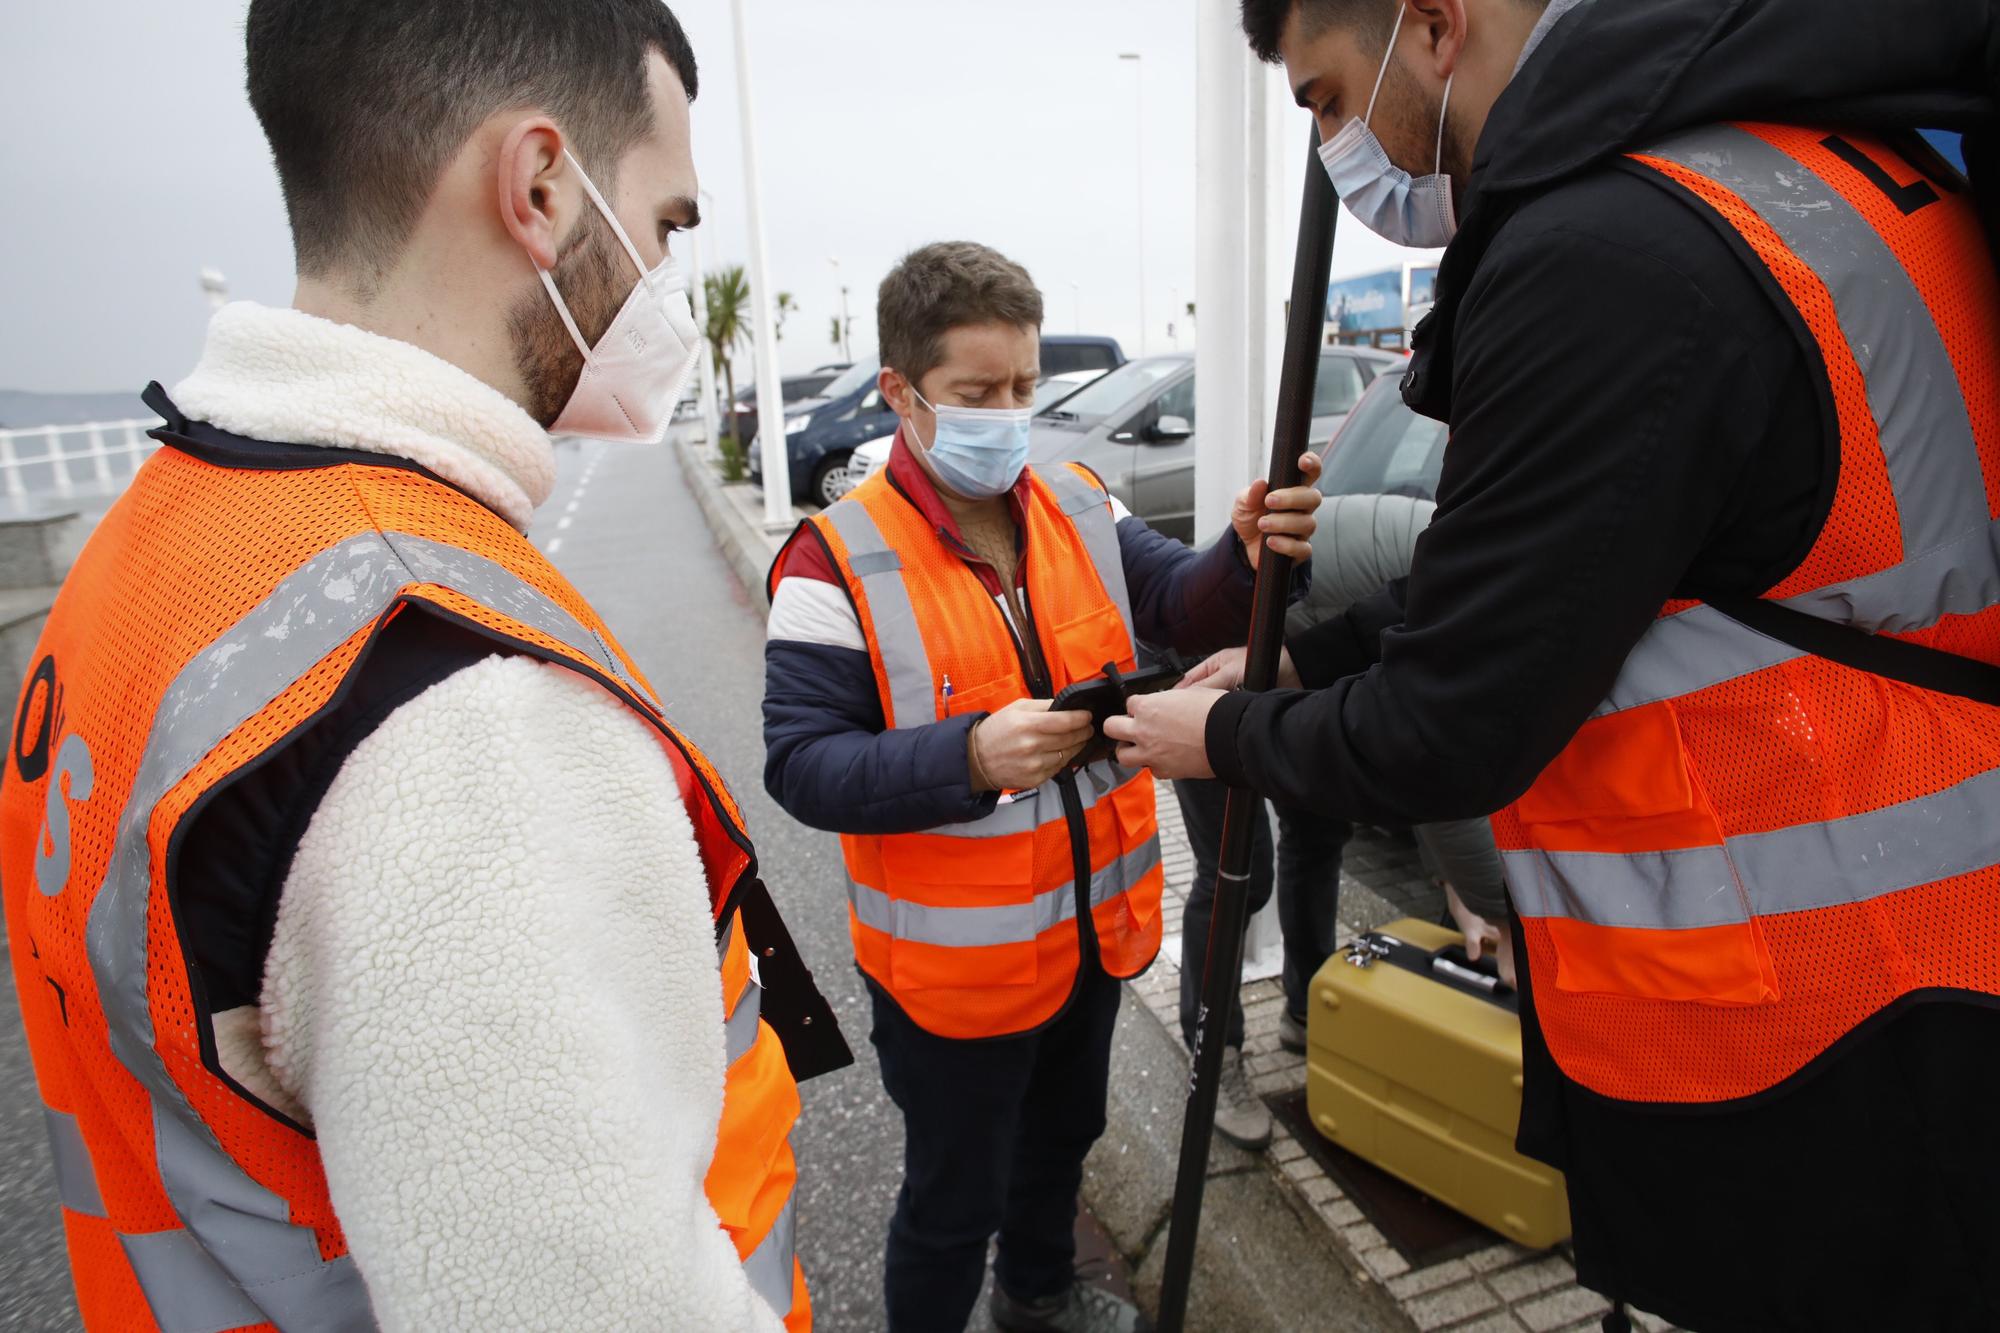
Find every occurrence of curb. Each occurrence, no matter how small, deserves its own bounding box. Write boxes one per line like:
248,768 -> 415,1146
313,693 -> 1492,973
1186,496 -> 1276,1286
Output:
674,434 -> 784,611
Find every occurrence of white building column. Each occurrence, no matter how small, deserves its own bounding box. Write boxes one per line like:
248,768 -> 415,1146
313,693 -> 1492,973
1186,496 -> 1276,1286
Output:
730,0 -> 792,528
1193,0 -> 1251,545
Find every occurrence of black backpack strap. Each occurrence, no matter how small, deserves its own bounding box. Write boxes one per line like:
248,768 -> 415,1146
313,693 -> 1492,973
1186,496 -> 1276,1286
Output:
1706,594 -> 2000,707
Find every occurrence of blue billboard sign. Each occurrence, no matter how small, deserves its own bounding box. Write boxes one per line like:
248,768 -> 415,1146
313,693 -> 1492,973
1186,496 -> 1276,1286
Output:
1325,268 -> 1406,335
1407,264 -> 1439,311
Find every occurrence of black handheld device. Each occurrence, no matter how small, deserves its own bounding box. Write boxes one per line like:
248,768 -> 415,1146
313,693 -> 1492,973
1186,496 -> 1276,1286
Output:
1050,662 -> 1182,770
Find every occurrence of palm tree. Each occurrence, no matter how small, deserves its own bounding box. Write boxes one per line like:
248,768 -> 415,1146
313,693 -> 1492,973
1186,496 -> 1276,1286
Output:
774,291 -> 798,343
704,265 -> 751,475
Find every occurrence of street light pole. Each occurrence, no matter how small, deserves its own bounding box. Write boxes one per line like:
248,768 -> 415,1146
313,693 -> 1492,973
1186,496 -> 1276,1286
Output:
687,223 -> 721,455
1119,52 -> 1147,356
829,257 -> 852,362
731,0 -> 793,528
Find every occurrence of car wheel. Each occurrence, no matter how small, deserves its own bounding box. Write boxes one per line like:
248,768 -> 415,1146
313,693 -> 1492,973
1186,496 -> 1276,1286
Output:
810,453 -> 854,508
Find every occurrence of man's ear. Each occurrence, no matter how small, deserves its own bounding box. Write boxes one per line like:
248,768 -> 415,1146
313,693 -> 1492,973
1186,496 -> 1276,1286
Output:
880,366 -> 916,418
1409,0 -> 1467,79
497,117 -> 570,272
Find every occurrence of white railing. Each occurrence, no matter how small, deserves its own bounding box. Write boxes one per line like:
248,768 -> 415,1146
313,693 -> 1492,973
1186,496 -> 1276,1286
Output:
0,419 -> 160,503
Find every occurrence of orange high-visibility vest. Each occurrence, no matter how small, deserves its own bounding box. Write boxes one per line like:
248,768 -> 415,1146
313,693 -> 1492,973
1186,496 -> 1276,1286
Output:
1490,123 -> 2000,1105
794,463 -> 1163,1039
0,431 -> 810,1329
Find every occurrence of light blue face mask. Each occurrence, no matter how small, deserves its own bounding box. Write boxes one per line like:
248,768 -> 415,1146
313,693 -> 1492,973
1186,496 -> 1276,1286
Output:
909,387 -> 1033,499
1316,3 -> 1457,249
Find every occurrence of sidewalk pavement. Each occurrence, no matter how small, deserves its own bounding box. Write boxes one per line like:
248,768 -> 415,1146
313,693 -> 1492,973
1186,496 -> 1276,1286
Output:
678,434 -> 1676,1333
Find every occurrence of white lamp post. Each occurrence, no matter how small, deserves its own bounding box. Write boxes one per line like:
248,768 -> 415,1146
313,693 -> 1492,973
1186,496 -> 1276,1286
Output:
828,256 -> 852,361
687,222 -> 721,455
1118,52 -> 1147,356
730,0 -> 792,527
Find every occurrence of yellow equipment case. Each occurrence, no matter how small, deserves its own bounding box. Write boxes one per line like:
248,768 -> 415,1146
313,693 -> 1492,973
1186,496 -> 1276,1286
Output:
1305,917 -> 1571,1249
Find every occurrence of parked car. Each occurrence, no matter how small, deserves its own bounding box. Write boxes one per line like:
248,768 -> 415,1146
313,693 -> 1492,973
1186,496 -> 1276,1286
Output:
752,337 -> 1128,509
1315,371 -> 1449,502
1027,346 -> 1401,542
727,370 -> 846,446
1037,335 -> 1126,379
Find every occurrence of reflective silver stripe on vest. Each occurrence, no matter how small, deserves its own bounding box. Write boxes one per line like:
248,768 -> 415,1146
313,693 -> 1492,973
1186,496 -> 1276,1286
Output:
120,1229 -> 270,1333
925,759 -> 1137,840
822,498 -> 937,727
1040,465 -> 1138,649
724,976 -> 764,1066
384,533 -> 650,707
849,834 -> 1163,947
1505,762 -> 2000,930
43,1107 -> 105,1217
83,529 -> 685,1331
742,1195 -> 797,1317
1781,513 -> 2000,636
1641,126 -> 1989,557
1584,128 -> 2000,717
1593,603 -> 1805,716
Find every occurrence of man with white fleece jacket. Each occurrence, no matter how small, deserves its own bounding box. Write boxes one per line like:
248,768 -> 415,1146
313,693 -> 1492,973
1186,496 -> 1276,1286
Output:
0,3 -> 844,1330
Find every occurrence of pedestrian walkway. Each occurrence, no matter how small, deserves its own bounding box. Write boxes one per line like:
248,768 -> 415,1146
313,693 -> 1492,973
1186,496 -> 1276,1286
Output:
683,432 -> 1676,1333
1142,797 -> 1677,1333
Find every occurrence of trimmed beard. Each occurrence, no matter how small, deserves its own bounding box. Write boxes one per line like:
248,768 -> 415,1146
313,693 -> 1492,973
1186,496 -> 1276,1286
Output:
509,207 -> 630,429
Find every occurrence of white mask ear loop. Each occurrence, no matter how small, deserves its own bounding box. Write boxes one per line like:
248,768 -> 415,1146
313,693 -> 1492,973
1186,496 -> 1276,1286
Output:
907,385 -> 937,450
561,148 -> 652,283
1361,2 -> 1409,126
1435,73 -> 1453,174
537,269 -> 594,361
534,148 -> 660,361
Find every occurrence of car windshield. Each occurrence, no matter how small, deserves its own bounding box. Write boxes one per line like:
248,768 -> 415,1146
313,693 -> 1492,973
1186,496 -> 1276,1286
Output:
1041,358 -> 1185,420
818,358 -> 880,400
1317,377 -> 1449,501
1033,378 -> 1086,413
1311,357 -> 1369,417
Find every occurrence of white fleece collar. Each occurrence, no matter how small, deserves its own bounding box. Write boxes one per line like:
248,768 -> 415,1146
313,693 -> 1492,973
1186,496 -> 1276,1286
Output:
173,302 -> 555,529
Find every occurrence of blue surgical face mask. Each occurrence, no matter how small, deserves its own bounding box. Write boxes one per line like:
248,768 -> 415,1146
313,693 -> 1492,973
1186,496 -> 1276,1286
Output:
909,387 -> 1032,500
1316,3 -> 1457,249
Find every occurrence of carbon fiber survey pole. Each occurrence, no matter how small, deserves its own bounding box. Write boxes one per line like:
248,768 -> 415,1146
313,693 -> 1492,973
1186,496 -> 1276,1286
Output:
1155,124 -> 1338,1333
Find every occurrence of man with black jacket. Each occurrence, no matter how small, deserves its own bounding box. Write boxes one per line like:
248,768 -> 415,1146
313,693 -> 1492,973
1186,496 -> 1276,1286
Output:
1106,1 -> 2000,1328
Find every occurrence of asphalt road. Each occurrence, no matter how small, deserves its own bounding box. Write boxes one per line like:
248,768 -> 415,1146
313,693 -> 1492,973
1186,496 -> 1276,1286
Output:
0,437 -> 903,1330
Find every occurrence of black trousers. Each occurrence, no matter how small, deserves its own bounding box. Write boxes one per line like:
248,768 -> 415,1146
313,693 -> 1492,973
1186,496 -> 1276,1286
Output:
869,967 -> 1123,1332
1174,778 -> 1351,1049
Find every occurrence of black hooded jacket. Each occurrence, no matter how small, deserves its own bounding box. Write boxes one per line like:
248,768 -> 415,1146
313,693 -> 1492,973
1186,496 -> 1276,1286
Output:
1202,9 -> 2000,1324
1204,0 -> 2000,823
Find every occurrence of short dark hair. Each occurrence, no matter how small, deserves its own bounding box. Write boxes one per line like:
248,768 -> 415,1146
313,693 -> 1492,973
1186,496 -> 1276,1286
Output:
877,242 -> 1045,388
1241,0 -> 1546,63
1241,0 -> 1398,63
246,0 -> 699,280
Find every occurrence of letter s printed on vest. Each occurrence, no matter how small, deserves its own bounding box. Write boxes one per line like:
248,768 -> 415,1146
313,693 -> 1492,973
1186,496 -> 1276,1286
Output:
35,732 -> 94,897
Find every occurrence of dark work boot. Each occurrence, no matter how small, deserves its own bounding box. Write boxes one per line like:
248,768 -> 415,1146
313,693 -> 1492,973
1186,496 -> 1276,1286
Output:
990,1281 -> 1152,1333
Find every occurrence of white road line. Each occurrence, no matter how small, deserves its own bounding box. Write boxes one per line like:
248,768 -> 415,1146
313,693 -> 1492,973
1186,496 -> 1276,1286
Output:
556,515 -> 573,531
546,537 -> 564,554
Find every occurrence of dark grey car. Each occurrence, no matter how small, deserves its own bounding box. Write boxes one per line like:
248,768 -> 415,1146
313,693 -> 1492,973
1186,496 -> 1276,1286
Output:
1027,347 -> 1402,543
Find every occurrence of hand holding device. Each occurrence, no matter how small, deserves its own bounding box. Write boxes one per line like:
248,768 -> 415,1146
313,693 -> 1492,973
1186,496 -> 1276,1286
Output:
969,699 -> 1094,792
1052,663 -> 1184,770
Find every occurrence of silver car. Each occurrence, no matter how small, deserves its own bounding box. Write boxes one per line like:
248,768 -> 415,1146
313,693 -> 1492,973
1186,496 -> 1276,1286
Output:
1027,347 -> 1402,543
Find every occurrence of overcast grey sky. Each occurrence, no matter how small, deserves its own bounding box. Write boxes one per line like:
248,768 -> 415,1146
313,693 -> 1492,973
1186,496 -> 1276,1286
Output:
5,0 -> 1428,393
